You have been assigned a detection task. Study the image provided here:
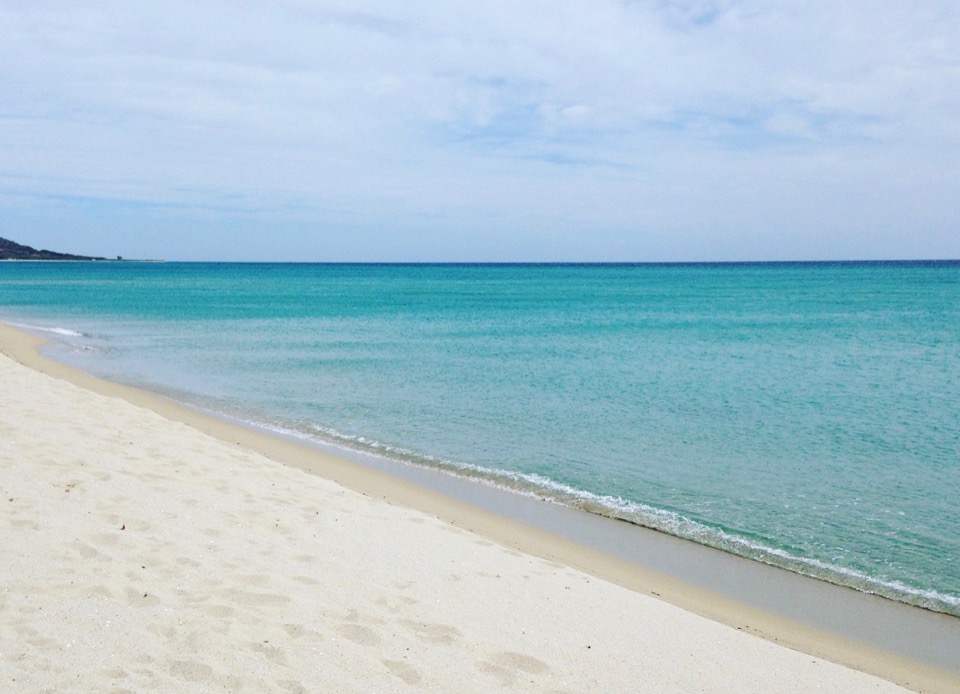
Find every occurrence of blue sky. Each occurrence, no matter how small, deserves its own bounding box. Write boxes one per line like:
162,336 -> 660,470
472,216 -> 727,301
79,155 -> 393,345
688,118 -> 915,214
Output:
1,1 -> 958,261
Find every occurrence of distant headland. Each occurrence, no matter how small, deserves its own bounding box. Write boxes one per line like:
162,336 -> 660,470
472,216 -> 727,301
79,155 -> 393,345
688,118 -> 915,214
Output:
0,237 -> 155,262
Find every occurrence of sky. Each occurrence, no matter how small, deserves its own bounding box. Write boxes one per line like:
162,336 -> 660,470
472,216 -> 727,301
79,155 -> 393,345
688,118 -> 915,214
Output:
1,1 -> 958,262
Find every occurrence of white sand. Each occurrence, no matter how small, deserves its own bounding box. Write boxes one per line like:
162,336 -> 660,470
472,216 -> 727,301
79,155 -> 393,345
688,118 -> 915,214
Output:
0,338 -> 948,692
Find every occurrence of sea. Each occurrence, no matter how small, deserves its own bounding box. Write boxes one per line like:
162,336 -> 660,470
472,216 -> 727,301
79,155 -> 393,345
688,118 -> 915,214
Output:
1,261 -> 958,617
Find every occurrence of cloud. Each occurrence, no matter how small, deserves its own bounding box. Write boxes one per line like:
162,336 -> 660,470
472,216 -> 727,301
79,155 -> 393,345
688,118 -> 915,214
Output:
1,0 -> 958,260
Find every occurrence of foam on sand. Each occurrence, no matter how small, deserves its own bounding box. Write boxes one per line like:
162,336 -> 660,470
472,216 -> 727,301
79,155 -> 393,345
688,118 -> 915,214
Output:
0,323 -> 956,693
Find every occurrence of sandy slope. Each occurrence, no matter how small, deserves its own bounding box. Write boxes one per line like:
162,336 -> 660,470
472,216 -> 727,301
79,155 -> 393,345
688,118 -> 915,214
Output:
0,345 -> 932,693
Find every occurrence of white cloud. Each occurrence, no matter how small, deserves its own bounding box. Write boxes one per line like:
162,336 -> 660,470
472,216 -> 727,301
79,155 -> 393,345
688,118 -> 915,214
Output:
1,0 -> 958,260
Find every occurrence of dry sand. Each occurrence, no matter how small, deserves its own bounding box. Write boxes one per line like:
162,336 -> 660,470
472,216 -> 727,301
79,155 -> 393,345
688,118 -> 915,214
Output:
0,325 -> 955,693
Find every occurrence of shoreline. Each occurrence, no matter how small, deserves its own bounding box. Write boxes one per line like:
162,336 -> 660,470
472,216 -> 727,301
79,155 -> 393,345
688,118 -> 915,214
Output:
2,321 -> 958,692
236,416 -> 960,620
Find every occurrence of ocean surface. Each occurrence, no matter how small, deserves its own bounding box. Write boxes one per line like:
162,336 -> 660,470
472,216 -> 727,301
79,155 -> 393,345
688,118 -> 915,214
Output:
2,261 -> 958,616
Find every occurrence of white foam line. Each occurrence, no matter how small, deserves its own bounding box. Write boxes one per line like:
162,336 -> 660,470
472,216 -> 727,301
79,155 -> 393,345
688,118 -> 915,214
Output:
154,399 -> 960,617
8,321 -> 85,337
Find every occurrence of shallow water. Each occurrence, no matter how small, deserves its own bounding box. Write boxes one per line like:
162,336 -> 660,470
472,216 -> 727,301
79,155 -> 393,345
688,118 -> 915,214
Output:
3,261 -> 958,615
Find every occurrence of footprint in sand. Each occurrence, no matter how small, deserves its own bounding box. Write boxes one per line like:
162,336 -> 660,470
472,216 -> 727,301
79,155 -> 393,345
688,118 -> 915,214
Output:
475,651 -> 551,687
204,604 -> 236,619
168,660 -> 214,682
400,619 -> 462,645
382,659 -> 422,685
249,640 -> 287,665
336,623 -> 381,647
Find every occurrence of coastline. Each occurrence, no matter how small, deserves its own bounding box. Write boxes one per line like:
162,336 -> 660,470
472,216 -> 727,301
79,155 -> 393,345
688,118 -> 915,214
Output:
1,322 -> 957,692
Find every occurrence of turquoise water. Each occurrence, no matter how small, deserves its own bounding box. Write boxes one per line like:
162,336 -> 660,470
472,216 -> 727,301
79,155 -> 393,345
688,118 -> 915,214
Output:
2,261 -> 958,615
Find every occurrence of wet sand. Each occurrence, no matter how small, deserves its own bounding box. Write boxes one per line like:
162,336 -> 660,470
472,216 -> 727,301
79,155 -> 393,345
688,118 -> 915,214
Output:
1,323 -> 957,692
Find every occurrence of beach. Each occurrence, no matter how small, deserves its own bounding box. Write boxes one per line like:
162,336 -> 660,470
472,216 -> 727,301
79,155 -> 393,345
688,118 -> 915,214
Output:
0,324 -> 957,693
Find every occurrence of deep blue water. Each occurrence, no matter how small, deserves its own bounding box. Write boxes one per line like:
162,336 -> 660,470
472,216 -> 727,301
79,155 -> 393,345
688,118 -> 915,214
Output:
2,261 -> 958,614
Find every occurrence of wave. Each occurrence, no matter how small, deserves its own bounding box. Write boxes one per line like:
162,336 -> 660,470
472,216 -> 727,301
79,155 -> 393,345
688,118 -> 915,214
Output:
47,371 -> 958,619
9,321 -> 86,337
38,326 -> 84,337
244,418 -> 960,618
